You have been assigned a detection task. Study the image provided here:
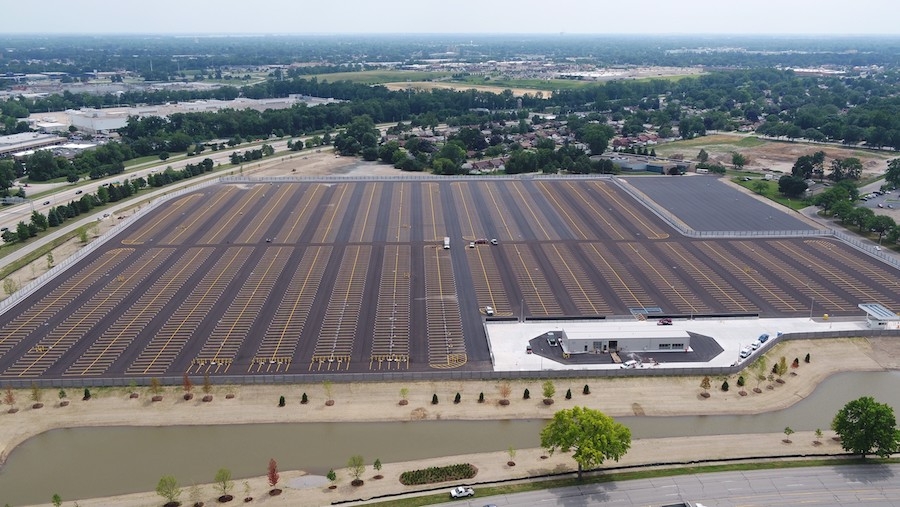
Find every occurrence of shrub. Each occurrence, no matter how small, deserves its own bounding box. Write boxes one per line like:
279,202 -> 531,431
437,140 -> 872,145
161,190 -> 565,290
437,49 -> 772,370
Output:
736,375 -> 745,387
431,394 -> 438,405
83,388 -> 91,400
399,463 -> 478,486
805,353 -> 811,363
792,357 -> 800,368
721,380 -> 729,392
523,388 -> 530,400
454,392 -> 461,404
301,393 -> 308,404
478,392 -> 484,403
583,384 -> 590,395
565,388 -> 572,400
278,396 -> 285,407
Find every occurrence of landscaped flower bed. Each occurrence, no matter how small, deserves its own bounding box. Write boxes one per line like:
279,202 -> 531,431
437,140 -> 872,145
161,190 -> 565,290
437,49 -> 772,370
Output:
399,463 -> 477,485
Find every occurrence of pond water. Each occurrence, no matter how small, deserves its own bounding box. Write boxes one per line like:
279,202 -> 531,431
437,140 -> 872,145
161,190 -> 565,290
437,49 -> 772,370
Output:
2,370 -> 898,506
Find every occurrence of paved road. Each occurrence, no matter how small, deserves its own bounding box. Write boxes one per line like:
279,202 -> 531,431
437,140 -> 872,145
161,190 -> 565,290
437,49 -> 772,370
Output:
432,464 -> 900,507
0,138 -> 297,233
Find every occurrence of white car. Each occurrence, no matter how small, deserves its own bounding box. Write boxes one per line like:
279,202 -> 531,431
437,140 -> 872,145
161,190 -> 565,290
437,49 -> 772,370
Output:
739,346 -> 752,358
450,486 -> 475,498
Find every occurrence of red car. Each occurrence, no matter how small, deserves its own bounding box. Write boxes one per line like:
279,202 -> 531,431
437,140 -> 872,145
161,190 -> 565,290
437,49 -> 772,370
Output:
657,318 -> 673,325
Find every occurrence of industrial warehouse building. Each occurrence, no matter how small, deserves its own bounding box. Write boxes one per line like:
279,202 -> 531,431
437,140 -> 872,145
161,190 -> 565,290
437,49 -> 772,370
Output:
560,326 -> 692,355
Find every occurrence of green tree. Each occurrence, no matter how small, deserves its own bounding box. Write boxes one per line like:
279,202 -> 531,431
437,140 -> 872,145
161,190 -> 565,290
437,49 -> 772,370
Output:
348,455 -> 365,483
540,406 -> 631,479
542,380 -> 556,400
3,278 -> 18,296
870,215 -> 896,244
778,175 -> 808,198
697,149 -> 709,163
832,396 -> 900,458
783,426 -> 794,443
326,469 -> 337,487
51,494 -> 62,507
700,376 -> 711,395
156,475 -> 182,504
214,468 -> 233,497
886,159 -> 900,188
731,152 -> 747,169
751,180 -> 768,195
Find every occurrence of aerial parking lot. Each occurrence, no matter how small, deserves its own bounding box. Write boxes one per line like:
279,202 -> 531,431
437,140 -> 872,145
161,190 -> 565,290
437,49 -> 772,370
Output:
0,176 -> 898,381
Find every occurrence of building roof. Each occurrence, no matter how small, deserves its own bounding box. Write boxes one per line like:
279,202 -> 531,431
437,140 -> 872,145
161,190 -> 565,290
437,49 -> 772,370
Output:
562,327 -> 690,341
858,303 -> 900,321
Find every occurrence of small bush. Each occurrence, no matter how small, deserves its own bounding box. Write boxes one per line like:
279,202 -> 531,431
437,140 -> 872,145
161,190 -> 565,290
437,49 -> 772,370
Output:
454,392 -> 461,404
721,380 -> 729,392
805,353 -> 811,363
83,388 -> 91,400
523,388 -> 530,400
478,392 -> 484,403
301,393 -> 308,404
583,384 -> 590,395
736,375 -> 745,387
792,357 -> 800,368
399,463 -> 477,486
431,394 -> 438,405
278,396 -> 285,407
565,388 -> 572,400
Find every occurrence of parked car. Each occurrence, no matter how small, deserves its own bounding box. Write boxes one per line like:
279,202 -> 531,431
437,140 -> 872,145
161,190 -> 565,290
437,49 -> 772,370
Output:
42,201 -> 50,205
484,306 -> 494,316
468,241 -> 475,248
450,486 -> 475,499
75,190 -> 83,194
490,238 -> 498,245
657,318 -> 672,325
547,336 -> 558,346
526,345 -> 532,354
758,333 -> 770,343
740,346 -> 752,358
751,341 -> 760,350
621,359 -> 638,368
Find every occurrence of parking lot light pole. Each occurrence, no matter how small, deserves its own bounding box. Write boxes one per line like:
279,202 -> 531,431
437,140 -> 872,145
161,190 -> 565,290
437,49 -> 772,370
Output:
809,297 -> 814,320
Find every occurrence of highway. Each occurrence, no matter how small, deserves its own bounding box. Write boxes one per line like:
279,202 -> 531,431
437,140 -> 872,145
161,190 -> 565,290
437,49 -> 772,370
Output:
0,138 -> 297,233
433,464 -> 900,506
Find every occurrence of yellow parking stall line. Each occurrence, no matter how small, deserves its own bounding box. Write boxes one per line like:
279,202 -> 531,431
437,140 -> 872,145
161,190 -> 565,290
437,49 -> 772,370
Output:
167,187 -> 242,244
539,181 -> 588,240
662,242 -> 753,313
143,248 -> 246,375
592,181 -> 668,240
16,249 -> 162,377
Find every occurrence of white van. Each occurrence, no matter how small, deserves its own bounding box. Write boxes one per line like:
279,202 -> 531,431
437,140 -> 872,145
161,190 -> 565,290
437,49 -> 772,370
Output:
621,359 -> 637,369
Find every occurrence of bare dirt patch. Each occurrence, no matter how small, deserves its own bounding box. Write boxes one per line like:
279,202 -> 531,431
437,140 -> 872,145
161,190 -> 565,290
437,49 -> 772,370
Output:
655,134 -> 892,178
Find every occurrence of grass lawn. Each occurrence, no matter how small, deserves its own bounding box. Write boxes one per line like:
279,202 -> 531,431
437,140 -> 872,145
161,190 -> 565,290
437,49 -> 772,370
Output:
309,70 -> 452,83
731,177 -> 810,211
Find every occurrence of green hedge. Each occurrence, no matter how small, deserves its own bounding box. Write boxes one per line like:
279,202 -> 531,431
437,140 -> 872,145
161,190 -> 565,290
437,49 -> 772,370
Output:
399,463 -> 477,486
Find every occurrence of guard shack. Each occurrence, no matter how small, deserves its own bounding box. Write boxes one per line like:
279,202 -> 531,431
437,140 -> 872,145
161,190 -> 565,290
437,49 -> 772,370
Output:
859,303 -> 900,329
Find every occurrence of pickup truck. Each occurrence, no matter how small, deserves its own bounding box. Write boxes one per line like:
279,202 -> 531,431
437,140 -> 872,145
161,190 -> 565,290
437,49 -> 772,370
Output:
450,486 -> 475,498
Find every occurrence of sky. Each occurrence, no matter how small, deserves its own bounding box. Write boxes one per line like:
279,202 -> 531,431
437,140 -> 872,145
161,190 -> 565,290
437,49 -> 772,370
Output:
1,0 -> 898,36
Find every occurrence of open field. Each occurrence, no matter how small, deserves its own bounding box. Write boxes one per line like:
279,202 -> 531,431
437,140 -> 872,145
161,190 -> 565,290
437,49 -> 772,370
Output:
308,70 -> 452,83
0,175 -> 898,382
383,81 -> 554,97
654,134 -> 894,176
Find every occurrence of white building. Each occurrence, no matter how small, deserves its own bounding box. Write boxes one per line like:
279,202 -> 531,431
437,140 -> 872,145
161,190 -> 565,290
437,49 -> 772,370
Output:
67,109 -> 130,134
560,326 -> 692,355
